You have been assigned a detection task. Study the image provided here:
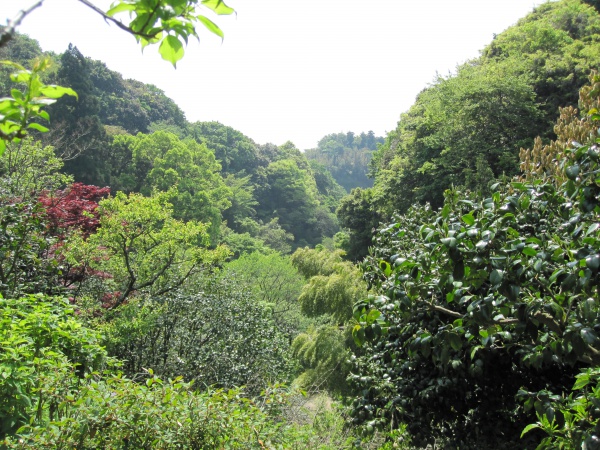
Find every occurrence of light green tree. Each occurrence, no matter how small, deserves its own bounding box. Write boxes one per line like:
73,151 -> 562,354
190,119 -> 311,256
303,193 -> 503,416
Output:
64,190 -> 229,307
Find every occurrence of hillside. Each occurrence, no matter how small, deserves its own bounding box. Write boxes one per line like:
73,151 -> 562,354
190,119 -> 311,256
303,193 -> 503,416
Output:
339,0 -> 600,260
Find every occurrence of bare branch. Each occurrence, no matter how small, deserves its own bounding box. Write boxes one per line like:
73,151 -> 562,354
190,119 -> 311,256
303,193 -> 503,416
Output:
0,1 -> 44,48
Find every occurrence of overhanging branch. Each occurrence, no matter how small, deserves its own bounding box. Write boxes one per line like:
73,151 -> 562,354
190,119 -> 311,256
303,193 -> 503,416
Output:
76,0 -> 162,40
0,1 -> 44,48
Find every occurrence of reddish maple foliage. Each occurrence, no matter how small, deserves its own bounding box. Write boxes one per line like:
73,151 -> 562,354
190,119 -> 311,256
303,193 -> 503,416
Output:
39,183 -> 110,238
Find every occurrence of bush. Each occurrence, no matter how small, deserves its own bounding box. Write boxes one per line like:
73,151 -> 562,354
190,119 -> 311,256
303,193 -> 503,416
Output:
349,73 -> 600,448
100,276 -> 293,395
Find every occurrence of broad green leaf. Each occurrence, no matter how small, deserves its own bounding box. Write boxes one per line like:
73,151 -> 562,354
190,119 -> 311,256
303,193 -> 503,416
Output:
581,328 -> 597,345
353,325 -> 365,347
586,223 -> 599,236
522,247 -> 537,257
197,15 -> 224,38
565,164 -> 580,180
367,309 -> 381,322
39,85 -> 78,99
27,123 -> 49,133
521,423 -> 539,437
10,89 -> 23,101
441,237 -> 457,248
159,35 -> 185,67
106,2 -> 137,16
462,213 -> 475,226
490,269 -> 504,285
447,332 -> 462,351
573,374 -> 590,390
202,0 -> 235,15
379,260 -> 391,277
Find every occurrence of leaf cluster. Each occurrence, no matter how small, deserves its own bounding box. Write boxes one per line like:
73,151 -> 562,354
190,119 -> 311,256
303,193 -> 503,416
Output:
0,59 -> 76,156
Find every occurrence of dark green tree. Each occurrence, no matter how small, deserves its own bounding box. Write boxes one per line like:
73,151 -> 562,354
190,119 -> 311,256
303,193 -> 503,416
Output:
336,187 -> 381,261
47,44 -> 108,185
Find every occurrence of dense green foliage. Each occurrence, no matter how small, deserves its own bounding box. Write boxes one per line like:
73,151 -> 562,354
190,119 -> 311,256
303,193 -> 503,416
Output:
0,295 -> 106,439
224,252 -> 307,338
290,248 -> 367,394
337,0 -> 600,261
0,294 -> 349,449
3,1 -> 600,448
305,131 -> 384,192
102,276 -> 292,395
350,73 -> 600,448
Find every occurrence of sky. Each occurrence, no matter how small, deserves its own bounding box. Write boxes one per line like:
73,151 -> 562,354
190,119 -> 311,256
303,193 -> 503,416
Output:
4,0 -> 544,150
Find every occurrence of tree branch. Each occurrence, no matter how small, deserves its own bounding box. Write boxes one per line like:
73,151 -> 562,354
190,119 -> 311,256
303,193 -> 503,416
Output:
0,1 -> 44,48
76,0 -> 159,40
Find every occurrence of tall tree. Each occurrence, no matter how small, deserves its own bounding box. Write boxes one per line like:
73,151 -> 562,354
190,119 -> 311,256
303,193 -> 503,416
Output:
47,44 -> 108,184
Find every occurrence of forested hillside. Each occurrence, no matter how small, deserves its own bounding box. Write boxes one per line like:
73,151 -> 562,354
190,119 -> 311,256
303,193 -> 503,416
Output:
305,131 -> 384,192
0,33 -> 350,252
1,0 -> 599,448
339,0 -> 600,261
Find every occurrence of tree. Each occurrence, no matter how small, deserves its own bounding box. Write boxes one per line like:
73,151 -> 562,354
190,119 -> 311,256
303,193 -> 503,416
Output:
290,247 -> 367,394
306,131 -> 383,192
369,0 -> 600,219
39,182 -> 110,238
349,72 -> 600,448
63,191 -> 229,308
224,252 -> 306,338
222,173 -> 258,232
257,158 -> 320,247
370,61 -> 543,215
48,44 -> 109,183
0,138 -> 72,297
128,131 -> 231,240
336,187 -> 382,261
190,121 -> 259,176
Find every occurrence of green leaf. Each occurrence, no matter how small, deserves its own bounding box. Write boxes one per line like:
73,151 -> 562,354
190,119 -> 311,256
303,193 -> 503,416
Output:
441,237 -> 457,248
581,328 -> 597,345
573,373 -> 590,390
565,164 -> 580,180
490,269 -> 504,285
353,325 -> 365,347
520,423 -> 539,437
197,15 -> 224,38
462,213 -> 475,226
448,333 -> 462,351
159,35 -> 185,67
39,85 -> 78,99
522,247 -> 537,257
202,0 -> 235,15
10,89 -> 23,101
441,204 -> 450,219
106,2 -> 137,16
586,223 -> 599,236
586,254 -> 600,271
367,309 -> 381,323
27,123 -> 49,133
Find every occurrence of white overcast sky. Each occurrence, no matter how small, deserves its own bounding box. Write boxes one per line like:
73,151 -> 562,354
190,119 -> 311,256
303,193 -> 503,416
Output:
5,0 -> 543,150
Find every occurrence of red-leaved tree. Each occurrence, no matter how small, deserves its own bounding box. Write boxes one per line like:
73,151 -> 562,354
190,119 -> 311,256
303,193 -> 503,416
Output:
39,183 -> 111,293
